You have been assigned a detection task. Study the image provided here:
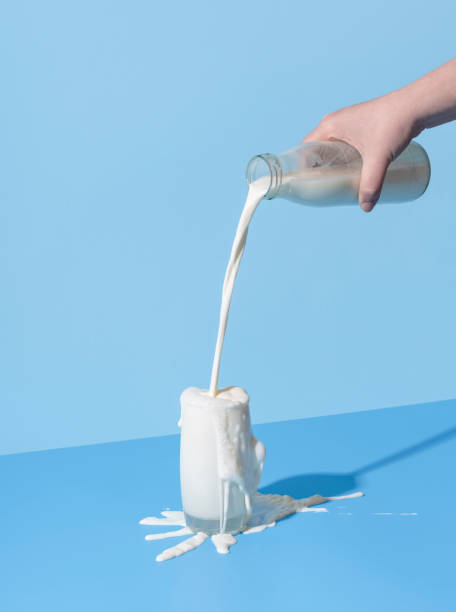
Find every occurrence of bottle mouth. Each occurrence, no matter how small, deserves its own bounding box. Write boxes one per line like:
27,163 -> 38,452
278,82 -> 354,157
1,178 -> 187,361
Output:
245,153 -> 282,199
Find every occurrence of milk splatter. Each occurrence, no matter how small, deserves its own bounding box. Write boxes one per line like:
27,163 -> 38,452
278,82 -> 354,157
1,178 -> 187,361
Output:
372,512 -> 418,516
140,491 -> 364,563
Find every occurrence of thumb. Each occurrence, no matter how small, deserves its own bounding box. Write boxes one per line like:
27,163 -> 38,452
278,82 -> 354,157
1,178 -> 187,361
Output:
358,154 -> 389,212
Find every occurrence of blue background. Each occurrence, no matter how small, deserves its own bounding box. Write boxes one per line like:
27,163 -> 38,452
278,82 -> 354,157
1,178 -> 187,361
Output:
2,0 -> 456,455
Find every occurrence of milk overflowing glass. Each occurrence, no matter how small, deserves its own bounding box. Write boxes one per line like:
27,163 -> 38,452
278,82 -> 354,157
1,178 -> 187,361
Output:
180,177 -> 268,535
180,387 -> 265,535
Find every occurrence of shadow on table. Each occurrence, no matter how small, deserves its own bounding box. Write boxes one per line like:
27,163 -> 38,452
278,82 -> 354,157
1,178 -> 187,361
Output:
259,425 -> 456,498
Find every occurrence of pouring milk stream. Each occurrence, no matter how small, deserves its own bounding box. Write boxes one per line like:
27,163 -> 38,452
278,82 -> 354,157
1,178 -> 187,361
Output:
179,140 -> 431,536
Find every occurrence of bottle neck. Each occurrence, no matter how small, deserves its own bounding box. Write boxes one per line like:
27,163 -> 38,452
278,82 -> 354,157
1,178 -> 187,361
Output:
246,153 -> 282,199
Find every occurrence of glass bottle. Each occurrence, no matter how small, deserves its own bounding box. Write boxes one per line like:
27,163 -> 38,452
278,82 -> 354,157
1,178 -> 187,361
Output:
246,140 -> 430,206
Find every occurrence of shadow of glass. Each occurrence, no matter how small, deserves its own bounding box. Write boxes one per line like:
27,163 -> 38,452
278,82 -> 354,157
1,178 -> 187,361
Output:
260,425 -> 456,499
259,472 -> 358,498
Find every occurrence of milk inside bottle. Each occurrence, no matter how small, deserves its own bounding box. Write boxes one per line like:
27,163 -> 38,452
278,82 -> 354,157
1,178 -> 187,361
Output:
246,140 -> 430,205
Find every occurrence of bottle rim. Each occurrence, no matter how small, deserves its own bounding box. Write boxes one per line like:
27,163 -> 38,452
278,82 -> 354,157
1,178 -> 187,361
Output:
245,153 -> 282,199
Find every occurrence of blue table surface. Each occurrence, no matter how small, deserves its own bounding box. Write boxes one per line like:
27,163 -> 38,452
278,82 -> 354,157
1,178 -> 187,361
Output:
2,399 -> 456,612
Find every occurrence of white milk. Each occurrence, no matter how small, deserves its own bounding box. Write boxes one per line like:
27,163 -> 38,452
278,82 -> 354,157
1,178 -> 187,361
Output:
180,386 -> 265,534
178,177 -> 269,535
181,170 -> 370,537
280,165 -> 423,205
208,168 -> 368,397
140,491 -> 364,562
209,177 -> 269,395
280,168 -> 359,204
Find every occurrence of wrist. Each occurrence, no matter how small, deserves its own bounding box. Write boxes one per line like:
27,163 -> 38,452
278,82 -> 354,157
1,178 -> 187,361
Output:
384,87 -> 426,138
393,59 -> 456,131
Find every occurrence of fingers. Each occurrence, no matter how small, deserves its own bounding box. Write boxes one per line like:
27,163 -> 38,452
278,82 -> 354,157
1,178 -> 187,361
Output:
358,154 -> 389,212
303,111 -> 392,212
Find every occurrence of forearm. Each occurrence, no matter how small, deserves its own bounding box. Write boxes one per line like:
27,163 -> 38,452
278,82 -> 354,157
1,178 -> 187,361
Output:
392,58 -> 456,132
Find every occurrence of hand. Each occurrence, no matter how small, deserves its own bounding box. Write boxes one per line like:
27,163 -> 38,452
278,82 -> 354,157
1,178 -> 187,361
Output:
302,93 -> 422,212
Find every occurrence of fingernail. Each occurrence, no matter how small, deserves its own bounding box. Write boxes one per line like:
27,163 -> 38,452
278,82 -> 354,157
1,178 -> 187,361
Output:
361,202 -> 373,212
